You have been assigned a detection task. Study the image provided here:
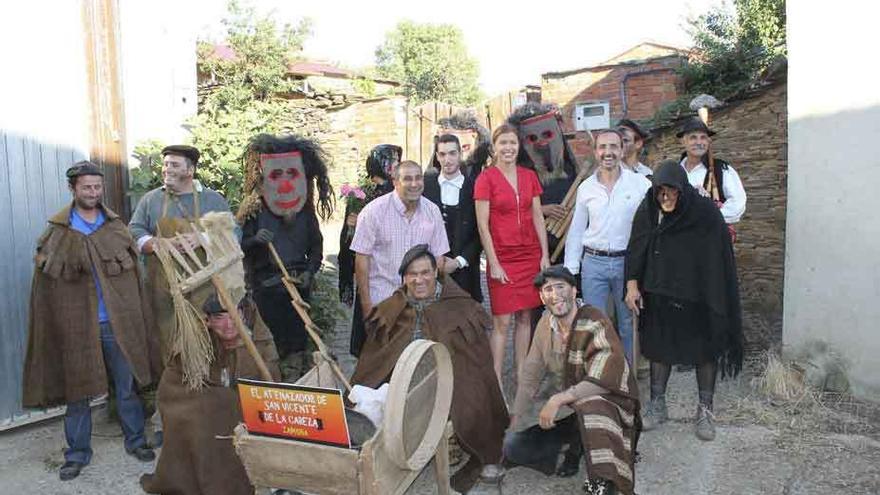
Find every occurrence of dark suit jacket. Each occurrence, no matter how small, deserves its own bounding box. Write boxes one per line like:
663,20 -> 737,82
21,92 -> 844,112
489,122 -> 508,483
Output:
423,171 -> 483,302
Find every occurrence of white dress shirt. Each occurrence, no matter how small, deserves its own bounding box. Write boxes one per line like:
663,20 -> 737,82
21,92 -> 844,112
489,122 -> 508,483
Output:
438,171 -> 464,207
680,158 -> 747,224
564,166 -> 651,274
437,171 -> 469,268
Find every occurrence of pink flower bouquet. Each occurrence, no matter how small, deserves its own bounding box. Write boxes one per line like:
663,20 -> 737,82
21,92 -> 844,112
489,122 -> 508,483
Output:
340,183 -> 367,213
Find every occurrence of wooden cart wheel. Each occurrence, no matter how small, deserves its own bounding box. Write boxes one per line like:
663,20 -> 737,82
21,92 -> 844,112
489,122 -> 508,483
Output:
382,339 -> 454,471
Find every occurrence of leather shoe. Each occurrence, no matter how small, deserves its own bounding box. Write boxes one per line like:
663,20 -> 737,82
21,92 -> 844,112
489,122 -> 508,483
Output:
59,461 -> 84,481
556,451 -> 580,477
129,445 -> 156,462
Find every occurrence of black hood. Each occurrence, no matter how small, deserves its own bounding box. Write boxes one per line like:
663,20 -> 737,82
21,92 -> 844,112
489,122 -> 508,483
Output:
650,159 -> 697,220
653,160 -> 688,191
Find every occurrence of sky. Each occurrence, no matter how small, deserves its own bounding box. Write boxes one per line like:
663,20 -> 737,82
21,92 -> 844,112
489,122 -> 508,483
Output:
193,0 -> 723,96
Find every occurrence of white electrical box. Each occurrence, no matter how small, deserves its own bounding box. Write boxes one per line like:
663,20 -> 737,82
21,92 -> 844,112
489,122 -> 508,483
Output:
574,101 -> 610,131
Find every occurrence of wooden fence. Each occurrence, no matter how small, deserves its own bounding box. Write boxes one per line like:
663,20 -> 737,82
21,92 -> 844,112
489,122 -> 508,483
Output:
402,91 -> 527,165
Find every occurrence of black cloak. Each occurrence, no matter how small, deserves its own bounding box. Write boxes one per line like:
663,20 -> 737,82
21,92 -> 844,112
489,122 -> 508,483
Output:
625,161 -> 743,376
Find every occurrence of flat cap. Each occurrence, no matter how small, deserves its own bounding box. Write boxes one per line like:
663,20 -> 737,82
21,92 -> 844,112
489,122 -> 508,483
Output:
161,144 -> 200,165
616,119 -> 650,140
676,117 -> 716,138
66,160 -> 104,179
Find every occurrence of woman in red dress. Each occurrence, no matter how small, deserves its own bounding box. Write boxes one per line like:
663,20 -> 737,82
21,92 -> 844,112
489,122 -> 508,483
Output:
475,124 -> 550,383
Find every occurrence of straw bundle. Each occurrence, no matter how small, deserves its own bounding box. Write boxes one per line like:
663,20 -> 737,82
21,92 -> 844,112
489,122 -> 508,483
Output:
153,211 -> 252,389
153,240 -> 214,390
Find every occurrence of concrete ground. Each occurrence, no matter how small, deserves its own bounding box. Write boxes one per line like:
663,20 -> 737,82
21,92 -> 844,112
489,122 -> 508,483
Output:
1,221 -> 878,495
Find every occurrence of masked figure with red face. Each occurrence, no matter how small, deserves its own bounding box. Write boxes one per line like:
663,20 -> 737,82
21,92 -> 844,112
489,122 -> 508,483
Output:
430,111 -> 491,179
507,103 -> 581,252
236,134 -> 334,381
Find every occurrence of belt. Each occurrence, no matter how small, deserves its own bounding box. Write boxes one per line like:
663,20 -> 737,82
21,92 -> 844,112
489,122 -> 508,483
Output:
583,246 -> 627,258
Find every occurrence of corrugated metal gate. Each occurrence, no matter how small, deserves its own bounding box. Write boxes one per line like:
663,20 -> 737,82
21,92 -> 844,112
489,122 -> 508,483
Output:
0,132 -> 87,428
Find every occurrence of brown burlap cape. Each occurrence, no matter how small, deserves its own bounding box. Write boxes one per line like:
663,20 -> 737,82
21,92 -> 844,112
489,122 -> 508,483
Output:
22,204 -> 160,408
351,279 -> 509,487
565,306 -> 641,495
141,317 -> 280,495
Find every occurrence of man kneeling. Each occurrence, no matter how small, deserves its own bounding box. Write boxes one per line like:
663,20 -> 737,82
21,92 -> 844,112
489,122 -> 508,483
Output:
351,244 -> 509,493
506,266 -> 640,495
141,294 -> 281,495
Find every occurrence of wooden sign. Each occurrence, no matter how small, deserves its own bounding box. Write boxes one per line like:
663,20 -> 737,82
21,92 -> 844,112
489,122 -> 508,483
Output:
238,379 -> 351,448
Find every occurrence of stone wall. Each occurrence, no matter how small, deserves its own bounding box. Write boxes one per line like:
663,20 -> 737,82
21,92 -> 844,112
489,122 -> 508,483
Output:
279,92 -> 406,219
645,82 -> 788,350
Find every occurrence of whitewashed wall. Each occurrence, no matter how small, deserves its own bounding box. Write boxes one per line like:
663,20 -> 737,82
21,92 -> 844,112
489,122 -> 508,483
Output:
785,1 -> 880,400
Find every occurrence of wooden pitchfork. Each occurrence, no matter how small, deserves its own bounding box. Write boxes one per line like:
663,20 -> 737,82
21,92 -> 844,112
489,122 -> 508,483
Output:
156,225 -> 273,382
266,242 -> 352,393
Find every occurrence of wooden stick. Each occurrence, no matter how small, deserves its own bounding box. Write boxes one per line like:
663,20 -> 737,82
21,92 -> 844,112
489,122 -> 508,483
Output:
163,239 -> 197,276
550,232 -> 567,263
212,274 -> 273,382
178,233 -> 206,270
631,313 -> 639,370
267,242 -> 353,393
551,208 -> 574,238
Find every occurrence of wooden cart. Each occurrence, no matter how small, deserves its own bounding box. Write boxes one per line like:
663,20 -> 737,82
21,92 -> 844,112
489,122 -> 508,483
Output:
234,339 -> 454,495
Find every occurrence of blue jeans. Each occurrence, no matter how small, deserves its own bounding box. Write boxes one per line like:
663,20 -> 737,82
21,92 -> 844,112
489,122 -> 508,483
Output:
581,253 -> 634,364
63,323 -> 146,464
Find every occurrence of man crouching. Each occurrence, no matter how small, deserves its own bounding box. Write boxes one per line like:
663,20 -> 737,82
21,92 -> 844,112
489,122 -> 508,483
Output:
140,294 -> 281,495
506,266 -> 640,495
351,244 -> 509,493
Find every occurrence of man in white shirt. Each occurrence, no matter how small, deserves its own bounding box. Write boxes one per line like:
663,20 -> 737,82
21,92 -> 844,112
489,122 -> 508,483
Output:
677,117 -> 747,230
617,119 -> 653,176
564,129 -> 651,364
423,134 -> 483,301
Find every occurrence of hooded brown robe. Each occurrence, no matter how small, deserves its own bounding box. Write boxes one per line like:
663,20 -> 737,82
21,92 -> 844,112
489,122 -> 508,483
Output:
565,306 -> 641,495
350,279 -> 509,490
140,316 -> 281,495
22,204 -> 160,408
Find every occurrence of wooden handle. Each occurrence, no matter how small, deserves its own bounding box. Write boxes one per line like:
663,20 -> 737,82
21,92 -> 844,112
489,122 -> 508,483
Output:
212,275 -> 274,382
545,166 -> 589,235
550,232 -> 567,263
267,242 -> 353,393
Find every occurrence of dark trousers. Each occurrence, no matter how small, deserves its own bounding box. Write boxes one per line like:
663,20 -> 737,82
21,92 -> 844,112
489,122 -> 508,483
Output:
349,300 -> 367,357
503,414 -> 582,473
254,284 -> 309,358
64,323 -> 146,464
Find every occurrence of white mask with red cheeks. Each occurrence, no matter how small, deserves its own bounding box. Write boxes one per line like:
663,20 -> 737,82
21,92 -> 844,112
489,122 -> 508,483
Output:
261,152 -> 307,218
520,111 -> 568,181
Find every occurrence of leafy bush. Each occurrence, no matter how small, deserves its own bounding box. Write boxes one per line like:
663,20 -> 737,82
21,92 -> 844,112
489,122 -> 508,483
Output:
648,0 -> 786,128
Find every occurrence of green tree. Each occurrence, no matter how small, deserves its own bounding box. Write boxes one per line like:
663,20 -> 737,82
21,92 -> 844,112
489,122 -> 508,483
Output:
129,1 -> 342,337
189,0 -> 312,210
375,21 -> 482,105
648,0 -> 785,127
683,0 -> 786,98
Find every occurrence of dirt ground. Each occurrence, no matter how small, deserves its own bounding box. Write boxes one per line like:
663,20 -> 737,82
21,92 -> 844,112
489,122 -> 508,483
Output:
1,221 -> 878,495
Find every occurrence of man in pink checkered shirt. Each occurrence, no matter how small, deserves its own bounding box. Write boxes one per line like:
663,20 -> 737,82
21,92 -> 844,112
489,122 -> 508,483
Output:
350,160 -> 449,352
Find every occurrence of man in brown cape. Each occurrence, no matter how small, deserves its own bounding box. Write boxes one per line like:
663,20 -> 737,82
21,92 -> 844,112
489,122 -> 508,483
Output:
351,244 -> 509,493
141,293 -> 280,495
507,266 -> 640,495
22,161 -> 161,481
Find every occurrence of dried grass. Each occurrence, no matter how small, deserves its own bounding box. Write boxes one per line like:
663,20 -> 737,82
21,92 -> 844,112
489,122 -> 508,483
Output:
724,351 -> 880,439
754,351 -> 807,403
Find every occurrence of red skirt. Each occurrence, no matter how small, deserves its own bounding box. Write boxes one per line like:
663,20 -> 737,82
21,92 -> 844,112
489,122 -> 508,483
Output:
487,245 -> 542,315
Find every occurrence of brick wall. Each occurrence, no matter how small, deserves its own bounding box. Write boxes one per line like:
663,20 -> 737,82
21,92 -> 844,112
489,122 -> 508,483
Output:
541,56 -> 685,133
644,82 -> 788,350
